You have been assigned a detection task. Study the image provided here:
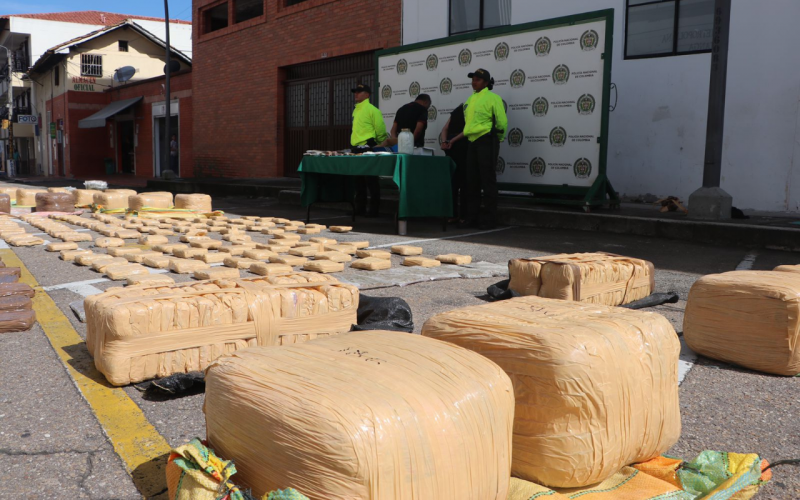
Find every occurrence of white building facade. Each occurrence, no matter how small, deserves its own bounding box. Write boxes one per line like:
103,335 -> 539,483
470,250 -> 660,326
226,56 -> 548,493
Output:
402,0 -> 800,212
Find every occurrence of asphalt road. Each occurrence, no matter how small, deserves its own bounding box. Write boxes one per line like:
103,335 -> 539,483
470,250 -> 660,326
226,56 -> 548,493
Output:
1,191 -> 798,499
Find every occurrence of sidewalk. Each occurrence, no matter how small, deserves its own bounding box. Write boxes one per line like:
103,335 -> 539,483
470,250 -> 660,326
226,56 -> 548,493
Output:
7,174 -> 148,189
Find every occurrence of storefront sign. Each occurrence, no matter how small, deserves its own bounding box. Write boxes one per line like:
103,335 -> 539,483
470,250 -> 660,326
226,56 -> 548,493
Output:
72,76 -> 98,92
16,115 -> 38,125
50,122 -> 56,138
378,17 -> 609,189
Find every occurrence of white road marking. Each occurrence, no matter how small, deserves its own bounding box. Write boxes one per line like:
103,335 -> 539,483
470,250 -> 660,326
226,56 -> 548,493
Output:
678,338 -> 697,386
369,226 -> 515,249
735,252 -> 758,270
0,240 -> 8,249
43,278 -> 109,297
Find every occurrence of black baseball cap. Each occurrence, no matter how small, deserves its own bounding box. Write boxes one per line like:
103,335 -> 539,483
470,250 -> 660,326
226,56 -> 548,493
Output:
467,68 -> 491,82
351,84 -> 372,94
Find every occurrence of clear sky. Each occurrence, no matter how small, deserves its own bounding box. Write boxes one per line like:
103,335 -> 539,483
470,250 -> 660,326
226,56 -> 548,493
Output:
1,0 -> 193,22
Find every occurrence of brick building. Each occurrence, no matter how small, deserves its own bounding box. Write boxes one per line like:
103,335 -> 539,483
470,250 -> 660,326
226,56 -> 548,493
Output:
191,0 -> 402,178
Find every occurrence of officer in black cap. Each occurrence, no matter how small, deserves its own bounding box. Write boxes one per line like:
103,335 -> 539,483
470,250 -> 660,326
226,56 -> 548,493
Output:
457,68 -> 508,229
350,84 -> 387,216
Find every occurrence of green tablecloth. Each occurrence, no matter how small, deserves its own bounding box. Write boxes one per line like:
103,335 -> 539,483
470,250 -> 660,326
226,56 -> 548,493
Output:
298,154 -> 455,219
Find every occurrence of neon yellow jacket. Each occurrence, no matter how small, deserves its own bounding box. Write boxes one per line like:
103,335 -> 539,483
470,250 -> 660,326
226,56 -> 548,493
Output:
351,100 -> 388,146
463,88 -> 508,142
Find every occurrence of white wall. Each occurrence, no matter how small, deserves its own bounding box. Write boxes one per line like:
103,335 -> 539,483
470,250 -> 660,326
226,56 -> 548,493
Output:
134,20 -> 193,56
403,0 -> 800,211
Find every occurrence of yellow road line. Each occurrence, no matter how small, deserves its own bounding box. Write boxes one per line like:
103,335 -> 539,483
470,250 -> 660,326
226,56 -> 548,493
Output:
1,249 -> 171,498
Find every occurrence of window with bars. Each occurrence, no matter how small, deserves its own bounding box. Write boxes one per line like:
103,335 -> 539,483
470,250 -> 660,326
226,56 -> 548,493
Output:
450,0 -> 511,35
80,54 -> 103,77
625,0 -> 714,59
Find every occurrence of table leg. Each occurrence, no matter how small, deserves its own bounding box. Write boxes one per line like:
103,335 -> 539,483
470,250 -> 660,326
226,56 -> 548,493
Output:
306,205 -> 311,224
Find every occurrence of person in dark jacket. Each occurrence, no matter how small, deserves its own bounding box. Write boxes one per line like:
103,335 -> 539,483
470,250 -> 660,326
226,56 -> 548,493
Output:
439,103 -> 467,222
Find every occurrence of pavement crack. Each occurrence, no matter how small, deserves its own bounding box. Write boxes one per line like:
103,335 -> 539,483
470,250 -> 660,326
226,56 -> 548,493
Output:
78,451 -> 95,495
0,447 -> 98,456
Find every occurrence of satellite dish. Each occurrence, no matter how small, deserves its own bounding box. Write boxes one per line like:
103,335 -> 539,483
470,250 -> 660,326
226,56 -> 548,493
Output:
163,60 -> 181,75
114,66 -> 136,83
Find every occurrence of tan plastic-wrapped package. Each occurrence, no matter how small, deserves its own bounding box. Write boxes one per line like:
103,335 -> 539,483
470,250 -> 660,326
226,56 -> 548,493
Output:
59,232 -> 93,242
61,249 -> 93,262
314,251 -> 352,263
143,255 -> 175,269
153,243 -> 187,254
16,189 -> 47,206
173,247 -> 207,259
175,194 -> 212,212
269,255 -> 306,266
196,252 -> 227,264
93,192 -> 129,210
224,256 -> 258,269
139,235 -> 169,246
85,278 -> 359,385
7,235 -> 45,246
422,296 -> 681,488
242,249 -> 276,260
35,192 -> 75,212
0,187 -> 17,202
303,260 -> 343,273
126,275 -> 175,286
191,239 -> 223,250
105,264 -> 150,281
75,253 -> 110,266
46,242 -> 79,252
351,257 -> 391,271
169,258 -> 210,274
95,237 -> 125,248
194,267 -> 240,280
91,258 -> 128,273
437,253 -> 472,265
249,263 -> 293,276
309,236 -> 336,244
329,225 -> 352,233
391,245 -> 423,256
774,264 -> 800,274
127,251 -> 164,264
219,245 -> 249,256
287,247 -> 318,258
323,244 -> 356,255
129,193 -> 172,210
112,229 -> 141,239
684,271 -> 800,376
402,256 -> 441,267
0,194 -> 10,213
204,331 -> 514,499
73,189 -> 101,206
108,247 -> 141,257
297,227 -> 320,234
508,253 -> 655,306
356,249 -> 391,260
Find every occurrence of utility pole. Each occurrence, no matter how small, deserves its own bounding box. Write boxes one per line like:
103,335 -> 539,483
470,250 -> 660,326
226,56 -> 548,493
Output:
688,0 -> 733,220
163,0 -> 172,176
1,45 -> 12,176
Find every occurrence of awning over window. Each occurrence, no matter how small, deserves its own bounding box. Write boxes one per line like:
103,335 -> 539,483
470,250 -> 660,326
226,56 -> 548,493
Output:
78,97 -> 142,128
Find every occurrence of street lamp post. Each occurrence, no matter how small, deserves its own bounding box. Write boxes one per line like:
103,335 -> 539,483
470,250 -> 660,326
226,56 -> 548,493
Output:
0,45 -> 12,176
163,0 -> 172,176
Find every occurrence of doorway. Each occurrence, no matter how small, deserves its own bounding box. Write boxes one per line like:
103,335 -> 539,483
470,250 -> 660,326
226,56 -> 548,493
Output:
118,121 -> 135,173
154,115 -> 179,177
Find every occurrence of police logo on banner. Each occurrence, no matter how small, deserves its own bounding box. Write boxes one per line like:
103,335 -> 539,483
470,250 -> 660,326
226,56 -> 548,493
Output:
426,54 -> 439,71
530,157 -> 546,177
577,94 -> 596,115
409,82 -> 421,98
574,158 -> 592,178
507,128 -> 524,147
440,78 -> 453,95
550,127 -> 567,147
496,156 -> 506,174
533,97 -> 549,117
494,42 -> 509,61
510,69 -> 526,89
535,37 -> 552,56
396,59 -> 408,75
381,85 -> 392,101
458,49 -> 472,67
428,105 -> 438,121
552,64 -> 570,85
581,30 -> 599,51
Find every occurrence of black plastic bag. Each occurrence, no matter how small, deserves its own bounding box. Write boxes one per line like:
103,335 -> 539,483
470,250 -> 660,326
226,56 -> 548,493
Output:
351,294 -> 414,333
486,279 -> 520,301
620,292 -> 680,309
134,371 -> 205,397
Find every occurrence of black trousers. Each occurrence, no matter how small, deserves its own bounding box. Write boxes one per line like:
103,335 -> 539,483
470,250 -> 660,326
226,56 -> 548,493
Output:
464,133 -> 499,223
445,142 -> 468,219
355,176 -> 381,214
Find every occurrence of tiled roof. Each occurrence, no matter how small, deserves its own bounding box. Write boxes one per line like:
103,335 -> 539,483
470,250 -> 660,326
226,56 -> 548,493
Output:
0,10 -> 191,25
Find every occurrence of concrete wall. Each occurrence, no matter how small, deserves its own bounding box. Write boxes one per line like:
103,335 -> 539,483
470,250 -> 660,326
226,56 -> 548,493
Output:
402,0 -> 800,212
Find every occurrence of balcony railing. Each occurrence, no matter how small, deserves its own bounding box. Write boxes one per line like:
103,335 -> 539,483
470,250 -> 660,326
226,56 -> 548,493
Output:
14,106 -> 32,117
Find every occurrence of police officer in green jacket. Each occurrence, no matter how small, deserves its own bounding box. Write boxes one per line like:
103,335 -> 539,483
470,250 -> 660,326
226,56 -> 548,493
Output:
460,68 -> 507,229
350,84 -> 387,216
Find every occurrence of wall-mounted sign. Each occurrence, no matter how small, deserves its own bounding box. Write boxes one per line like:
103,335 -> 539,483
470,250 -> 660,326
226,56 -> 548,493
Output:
50,122 -> 56,138
16,115 -> 38,125
72,76 -> 99,92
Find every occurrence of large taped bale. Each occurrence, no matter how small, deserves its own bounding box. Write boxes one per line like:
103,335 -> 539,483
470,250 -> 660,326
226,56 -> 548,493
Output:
35,192 -> 74,212
684,271 -> 800,376
174,194 -> 212,212
204,331 -> 514,499
129,193 -> 172,210
508,252 -> 655,306
93,191 -> 129,210
85,277 -> 359,385
0,194 -> 10,213
105,189 -> 137,199
0,187 -> 17,203
422,296 -> 681,488
16,189 -> 47,206
73,189 -> 101,206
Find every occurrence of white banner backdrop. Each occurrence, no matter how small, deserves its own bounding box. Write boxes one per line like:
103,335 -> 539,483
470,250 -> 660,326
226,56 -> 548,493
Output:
378,19 -> 607,188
